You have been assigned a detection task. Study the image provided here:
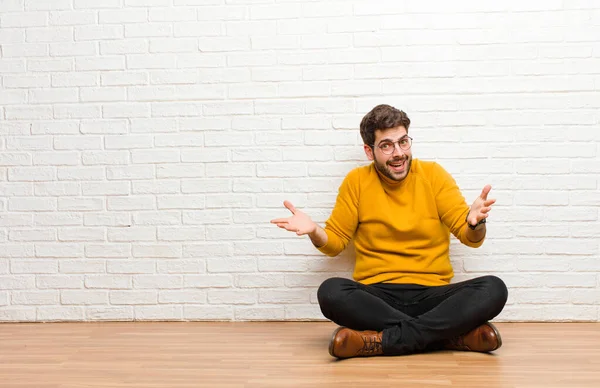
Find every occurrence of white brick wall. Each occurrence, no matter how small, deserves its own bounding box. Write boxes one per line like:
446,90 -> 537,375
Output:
0,0 -> 599,323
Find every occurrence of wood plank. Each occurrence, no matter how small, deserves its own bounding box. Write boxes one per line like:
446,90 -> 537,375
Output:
0,322 -> 599,387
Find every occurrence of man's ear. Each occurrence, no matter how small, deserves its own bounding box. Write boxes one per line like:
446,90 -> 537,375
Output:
364,144 -> 374,161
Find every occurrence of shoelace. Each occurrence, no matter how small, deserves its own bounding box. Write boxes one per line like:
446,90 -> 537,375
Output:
446,335 -> 468,350
360,335 -> 382,354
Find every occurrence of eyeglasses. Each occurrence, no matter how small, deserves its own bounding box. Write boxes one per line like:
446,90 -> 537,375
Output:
371,137 -> 413,155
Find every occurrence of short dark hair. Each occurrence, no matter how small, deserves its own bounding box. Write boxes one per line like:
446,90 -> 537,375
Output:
359,104 -> 411,146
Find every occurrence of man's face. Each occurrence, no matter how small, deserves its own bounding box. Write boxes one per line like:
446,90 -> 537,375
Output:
363,126 -> 413,182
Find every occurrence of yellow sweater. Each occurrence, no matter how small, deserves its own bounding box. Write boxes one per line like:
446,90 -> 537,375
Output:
317,159 -> 483,286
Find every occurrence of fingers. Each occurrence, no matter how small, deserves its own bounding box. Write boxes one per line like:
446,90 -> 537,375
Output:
273,222 -> 298,232
470,206 -> 493,225
271,200 -> 297,224
283,200 -> 296,215
484,198 -> 496,207
468,199 -> 495,225
480,184 -> 492,200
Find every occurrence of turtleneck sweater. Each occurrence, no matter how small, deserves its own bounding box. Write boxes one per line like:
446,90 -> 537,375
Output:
317,159 -> 481,286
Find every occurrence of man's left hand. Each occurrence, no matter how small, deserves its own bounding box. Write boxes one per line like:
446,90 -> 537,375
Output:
468,185 -> 496,226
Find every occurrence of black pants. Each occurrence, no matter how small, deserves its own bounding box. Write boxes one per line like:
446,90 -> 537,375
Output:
317,275 -> 508,356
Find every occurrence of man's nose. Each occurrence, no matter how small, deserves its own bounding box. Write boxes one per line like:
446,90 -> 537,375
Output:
391,142 -> 405,156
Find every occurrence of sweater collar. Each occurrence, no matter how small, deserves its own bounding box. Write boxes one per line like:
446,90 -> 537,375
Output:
373,162 -> 412,190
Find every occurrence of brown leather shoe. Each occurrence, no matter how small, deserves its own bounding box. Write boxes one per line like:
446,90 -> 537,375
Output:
328,327 -> 384,359
443,322 -> 502,353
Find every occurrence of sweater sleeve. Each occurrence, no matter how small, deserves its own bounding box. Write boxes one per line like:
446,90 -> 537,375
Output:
430,162 -> 484,248
316,169 -> 360,257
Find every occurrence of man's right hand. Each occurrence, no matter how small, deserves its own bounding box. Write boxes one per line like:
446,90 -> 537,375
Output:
270,200 -> 317,236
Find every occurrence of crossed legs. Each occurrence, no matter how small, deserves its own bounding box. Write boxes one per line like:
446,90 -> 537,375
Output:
317,275 -> 508,356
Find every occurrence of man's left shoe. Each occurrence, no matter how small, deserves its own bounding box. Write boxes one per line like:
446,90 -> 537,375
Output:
443,322 -> 502,353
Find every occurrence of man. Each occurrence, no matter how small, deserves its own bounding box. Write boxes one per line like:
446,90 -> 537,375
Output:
271,104 -> 508,359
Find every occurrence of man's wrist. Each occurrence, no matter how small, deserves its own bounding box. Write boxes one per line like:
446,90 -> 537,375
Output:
308,224 -> 328,248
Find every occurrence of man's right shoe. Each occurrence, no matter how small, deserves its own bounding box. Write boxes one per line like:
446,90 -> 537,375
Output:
328,327 -> 384,359
443,322 -> 502,353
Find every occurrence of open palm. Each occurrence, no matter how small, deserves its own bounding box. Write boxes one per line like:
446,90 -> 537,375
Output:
468,185 -> 496,225
270,201 -> 316,236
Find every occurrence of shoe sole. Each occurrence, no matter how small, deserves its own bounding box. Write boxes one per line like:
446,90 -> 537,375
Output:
486,322 -> 502,351
328,327 -> 345,358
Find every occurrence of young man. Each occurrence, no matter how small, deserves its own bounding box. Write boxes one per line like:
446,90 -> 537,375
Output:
271,104 -> 508,359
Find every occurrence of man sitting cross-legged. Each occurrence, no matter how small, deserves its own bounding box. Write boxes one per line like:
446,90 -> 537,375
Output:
271,104 -> 508,359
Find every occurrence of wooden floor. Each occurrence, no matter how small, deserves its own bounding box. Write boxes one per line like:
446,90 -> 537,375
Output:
1,322 -> 599,388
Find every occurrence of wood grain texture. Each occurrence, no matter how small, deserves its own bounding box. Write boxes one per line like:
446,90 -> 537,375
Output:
1,322 -> 599,387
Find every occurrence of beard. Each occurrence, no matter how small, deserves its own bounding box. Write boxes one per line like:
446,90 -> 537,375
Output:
373,154 -> 412,182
